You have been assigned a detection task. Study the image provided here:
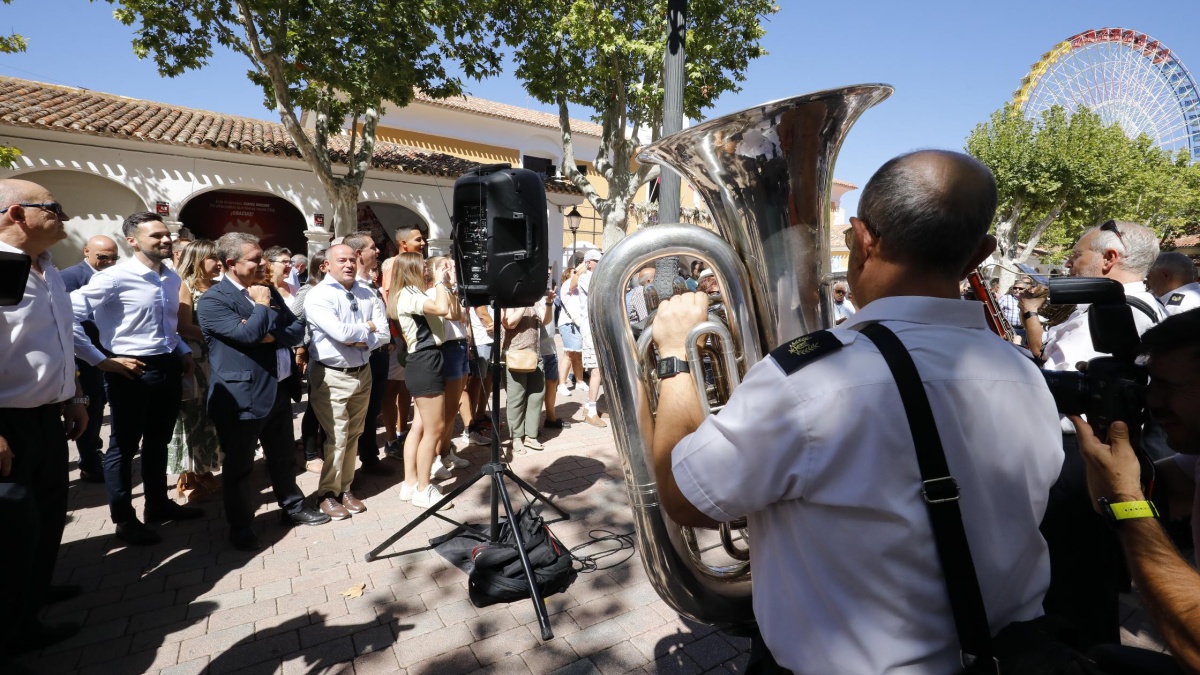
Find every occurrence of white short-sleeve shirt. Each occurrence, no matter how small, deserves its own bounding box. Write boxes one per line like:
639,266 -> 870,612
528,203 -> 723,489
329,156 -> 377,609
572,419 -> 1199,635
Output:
672,296 -> 1064,675
1160,282 -> 1200,316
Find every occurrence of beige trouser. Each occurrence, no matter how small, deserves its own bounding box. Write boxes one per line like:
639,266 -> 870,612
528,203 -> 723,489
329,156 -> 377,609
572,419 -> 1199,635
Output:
310,361 -> 372,496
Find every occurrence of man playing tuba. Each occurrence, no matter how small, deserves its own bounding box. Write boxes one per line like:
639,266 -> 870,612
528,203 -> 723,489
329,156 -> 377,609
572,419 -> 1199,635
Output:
649,150 -> 1063,673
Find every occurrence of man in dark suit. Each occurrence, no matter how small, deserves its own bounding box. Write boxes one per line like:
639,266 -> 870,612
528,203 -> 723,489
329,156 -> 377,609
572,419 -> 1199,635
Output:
59,235 -> 120,482
196,232 -> 329,550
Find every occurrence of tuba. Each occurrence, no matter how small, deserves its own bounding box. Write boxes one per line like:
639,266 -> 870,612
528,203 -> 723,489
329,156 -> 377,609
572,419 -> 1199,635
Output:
588,84 -> 892,629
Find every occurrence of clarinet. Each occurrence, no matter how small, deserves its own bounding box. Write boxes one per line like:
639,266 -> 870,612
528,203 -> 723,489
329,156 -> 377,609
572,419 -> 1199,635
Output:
966,269 -> 1016,341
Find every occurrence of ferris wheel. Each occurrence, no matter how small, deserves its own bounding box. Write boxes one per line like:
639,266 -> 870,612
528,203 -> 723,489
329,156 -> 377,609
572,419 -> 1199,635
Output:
1013,27 -> 1200,162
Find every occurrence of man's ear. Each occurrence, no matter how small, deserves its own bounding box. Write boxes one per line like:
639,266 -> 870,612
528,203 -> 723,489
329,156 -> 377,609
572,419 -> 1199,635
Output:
849,217 -> 877,259
960,234 -> 997,278
1102,248 -> 1121,274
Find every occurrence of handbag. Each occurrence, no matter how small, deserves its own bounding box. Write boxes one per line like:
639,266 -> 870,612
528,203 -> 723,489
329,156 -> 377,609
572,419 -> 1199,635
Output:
858,323 -> 1108,675
505,348 -> 538,373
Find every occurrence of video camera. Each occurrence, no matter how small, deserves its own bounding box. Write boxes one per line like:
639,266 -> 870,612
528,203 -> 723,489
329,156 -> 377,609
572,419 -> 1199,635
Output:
1040,277 -> 1147,442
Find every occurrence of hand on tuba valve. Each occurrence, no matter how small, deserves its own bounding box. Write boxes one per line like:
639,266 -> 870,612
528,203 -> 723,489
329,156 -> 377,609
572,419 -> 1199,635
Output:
649,292 -> 711,359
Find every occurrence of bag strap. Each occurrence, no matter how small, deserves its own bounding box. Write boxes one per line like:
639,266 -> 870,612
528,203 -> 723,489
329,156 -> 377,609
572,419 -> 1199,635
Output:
858,323 -> 998,672
1125,296 -> 1161,324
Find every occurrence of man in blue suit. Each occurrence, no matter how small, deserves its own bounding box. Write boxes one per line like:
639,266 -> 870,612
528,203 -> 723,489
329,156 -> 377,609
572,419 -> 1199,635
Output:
196,232 -> 329,551
59,235 -> 120,482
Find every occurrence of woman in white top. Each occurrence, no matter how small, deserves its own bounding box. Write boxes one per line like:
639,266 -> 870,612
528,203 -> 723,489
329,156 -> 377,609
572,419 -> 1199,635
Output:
386,253 -> 454,509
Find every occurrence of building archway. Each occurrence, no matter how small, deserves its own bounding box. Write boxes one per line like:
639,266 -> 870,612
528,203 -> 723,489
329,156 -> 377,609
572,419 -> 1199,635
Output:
357,202 -> 432,258
14,169 -> 149,267
180,189 -> 307,254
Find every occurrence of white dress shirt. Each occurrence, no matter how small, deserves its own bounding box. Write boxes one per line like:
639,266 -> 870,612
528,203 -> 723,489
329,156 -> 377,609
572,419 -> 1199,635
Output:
1160,281 -> 1200,316
304,275 -> 387,368
0,242 -> 82,407
1042,281 -> 1164,373
70,256 -> 190,365
226,277 -> 292,380
673,296 -> 1063,675
832,298 -> 857,322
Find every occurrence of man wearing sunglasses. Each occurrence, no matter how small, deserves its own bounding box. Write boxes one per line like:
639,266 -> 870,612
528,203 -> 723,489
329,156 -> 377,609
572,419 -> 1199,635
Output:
60,235 -> 121,484
1018,219 -> 1167,648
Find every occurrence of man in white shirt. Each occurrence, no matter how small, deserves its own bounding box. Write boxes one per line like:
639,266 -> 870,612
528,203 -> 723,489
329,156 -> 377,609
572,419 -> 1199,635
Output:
304,244 -> 389,520
71,212 -> 202,546
344,232 -> 396,476
1019,219 -> 1166,646
0,178 -> 93,660
650,151 -> 1063,674
831,280 -> 856,324
1146,251 -> 1200,316
571,249 -> 606,427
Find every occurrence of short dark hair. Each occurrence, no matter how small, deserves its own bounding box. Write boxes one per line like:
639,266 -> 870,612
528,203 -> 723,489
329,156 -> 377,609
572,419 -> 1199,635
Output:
857,150 -> 997,277
1142,308 -> 1200,361
121,212 -> 165,239
264,245 -> 291,262
343,231 -> 373,253
399,221 -> 429,240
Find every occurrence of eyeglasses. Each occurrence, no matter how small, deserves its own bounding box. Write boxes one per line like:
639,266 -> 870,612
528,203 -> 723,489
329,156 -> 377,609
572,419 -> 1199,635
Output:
345,291 -> 359,313
273,259 -> 292,266
95,254 -> 120,263
1099,219 -> 1126,249
1,202 -> 68,219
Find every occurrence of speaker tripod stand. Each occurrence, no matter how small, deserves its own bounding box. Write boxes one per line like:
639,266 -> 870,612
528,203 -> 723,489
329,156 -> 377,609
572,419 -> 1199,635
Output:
364,299 -> 569,641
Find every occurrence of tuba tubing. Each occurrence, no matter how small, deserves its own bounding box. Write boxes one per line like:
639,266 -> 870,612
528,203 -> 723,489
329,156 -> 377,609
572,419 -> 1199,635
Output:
589,84 -> 892,629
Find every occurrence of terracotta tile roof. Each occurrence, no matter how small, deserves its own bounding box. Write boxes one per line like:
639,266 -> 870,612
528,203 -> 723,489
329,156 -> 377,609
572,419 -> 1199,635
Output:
833,179 -> 857,189
414,91 -> 604,138
0,76 -> 582,194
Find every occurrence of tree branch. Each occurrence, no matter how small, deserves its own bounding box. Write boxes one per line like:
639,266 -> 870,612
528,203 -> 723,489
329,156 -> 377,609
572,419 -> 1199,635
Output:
1018,200 -> 1066,263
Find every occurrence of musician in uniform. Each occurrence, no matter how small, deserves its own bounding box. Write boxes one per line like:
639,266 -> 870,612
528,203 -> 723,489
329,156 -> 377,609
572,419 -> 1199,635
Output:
1146,251 -> 1200,316
650,150 -> 1063,673
1018,219 -> 1165,647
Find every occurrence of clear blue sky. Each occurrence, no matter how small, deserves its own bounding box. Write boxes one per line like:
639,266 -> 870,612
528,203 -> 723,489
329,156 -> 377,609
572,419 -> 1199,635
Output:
3,0 -> 1197,214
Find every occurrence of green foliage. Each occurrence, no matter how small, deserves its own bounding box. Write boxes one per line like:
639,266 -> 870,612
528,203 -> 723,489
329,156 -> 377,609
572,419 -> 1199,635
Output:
967,103 -> 1200,264
0,1 -> 24,164
103,0 -> 504,233
497,0 -> 776,244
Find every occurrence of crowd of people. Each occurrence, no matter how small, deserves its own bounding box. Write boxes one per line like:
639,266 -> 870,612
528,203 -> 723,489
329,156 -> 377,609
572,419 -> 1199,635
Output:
6,146 -> 1200,674
0,177 -> 612,668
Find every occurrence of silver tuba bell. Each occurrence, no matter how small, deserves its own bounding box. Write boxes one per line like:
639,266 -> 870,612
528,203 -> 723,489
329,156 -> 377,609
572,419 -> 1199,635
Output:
587,84 -> 892,629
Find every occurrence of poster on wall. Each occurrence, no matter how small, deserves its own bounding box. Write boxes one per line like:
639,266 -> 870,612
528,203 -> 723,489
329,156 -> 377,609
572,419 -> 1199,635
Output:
180,191 -> 307,254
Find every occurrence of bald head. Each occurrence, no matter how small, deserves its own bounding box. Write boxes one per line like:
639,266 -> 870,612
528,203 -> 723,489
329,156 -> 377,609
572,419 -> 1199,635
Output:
0,178 -> 68,255
857,150 -> 997,277
83,235 -> 120,270
0,178 -> 46,207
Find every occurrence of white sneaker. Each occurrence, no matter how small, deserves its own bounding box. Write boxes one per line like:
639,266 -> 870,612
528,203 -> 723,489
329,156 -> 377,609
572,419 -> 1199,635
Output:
557,384 -> 571,397
431,462 -> 453,480
445,451 -> 470,468
412,483 -> 454,510
580,382 -> 590,394
398,481 -> 417,501
512,437 -> 527,456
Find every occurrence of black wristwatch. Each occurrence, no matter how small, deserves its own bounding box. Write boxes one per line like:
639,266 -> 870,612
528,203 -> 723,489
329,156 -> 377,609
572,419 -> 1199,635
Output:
657,356 -> 690,380
1021,310 -> 1038,322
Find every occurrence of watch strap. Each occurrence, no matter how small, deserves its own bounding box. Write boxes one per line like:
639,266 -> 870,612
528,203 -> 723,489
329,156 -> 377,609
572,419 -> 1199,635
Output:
1100,498 -> 1158,523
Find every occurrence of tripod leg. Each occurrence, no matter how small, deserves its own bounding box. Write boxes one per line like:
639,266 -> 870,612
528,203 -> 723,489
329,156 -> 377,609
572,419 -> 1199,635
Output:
503,469 -> 570,520
490,298 -> 503,543
493,472 -> 555,641
363,470 -> 487,562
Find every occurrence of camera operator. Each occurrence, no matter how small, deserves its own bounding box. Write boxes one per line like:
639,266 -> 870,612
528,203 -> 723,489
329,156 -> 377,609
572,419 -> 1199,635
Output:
1016,220 -> 1166,648
1068,308 -> 1200,675
1146,251 -> 1200,316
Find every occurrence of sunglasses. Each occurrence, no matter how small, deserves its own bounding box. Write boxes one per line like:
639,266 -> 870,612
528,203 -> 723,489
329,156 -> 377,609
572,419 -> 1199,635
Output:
1099,220 -> 1125,249
95,254 -> 120,263
1,202 -> 68,219
345,291 -> 359,313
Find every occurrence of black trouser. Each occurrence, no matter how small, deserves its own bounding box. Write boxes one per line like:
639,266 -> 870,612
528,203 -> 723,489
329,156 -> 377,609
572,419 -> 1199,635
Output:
0,405 -> 69,644
301,398 -> 322,462
212,383 -> 305,530
103,353 -> 182,523
74,359 -> 106,475
356,346 -> 390,465
1041,433 -> 1122,649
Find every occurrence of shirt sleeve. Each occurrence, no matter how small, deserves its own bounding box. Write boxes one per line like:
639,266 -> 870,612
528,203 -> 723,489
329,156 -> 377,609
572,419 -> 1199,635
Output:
398,288 -> 427,316
69,273 -> 114,366
304,287 -> 371,344
366,289 -> 389,350
671,358 -> 814,521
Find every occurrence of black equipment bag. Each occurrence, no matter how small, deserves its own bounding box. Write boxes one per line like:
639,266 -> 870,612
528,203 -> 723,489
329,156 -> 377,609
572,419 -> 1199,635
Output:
468,505 -> 576,607
858,323 -> 1109,675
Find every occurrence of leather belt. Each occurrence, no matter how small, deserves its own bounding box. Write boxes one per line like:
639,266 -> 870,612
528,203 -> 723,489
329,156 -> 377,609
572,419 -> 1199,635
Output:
317,361 -> 368,374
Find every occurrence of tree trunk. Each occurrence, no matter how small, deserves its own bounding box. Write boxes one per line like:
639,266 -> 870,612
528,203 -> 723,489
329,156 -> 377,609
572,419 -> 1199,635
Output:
329,183 -> 360,237
1016,201 -> 1065,264
602,201 -> 628,250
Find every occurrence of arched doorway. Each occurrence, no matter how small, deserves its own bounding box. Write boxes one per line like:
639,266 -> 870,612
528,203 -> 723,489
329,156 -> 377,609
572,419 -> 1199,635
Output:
180,190 -> 307,254
357,202 -> 430,258
16,169 -> 148,267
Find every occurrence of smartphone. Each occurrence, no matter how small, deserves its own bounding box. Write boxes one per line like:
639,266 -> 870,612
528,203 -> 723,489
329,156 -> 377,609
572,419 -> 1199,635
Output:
0,251 -> 32,306
1016,262 -> 1051,287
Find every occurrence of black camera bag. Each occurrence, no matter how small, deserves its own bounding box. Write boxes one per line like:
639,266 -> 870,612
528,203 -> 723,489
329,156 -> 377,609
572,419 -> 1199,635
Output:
468,505 -> 576,607
859,323 -> 1109,675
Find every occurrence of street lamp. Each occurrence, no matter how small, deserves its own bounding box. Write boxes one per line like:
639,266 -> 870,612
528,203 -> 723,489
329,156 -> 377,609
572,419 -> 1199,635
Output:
566,206 -> 582,267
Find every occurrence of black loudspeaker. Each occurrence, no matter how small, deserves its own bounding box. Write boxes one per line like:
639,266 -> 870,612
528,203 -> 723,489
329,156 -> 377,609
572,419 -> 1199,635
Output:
452,164 -> 549,308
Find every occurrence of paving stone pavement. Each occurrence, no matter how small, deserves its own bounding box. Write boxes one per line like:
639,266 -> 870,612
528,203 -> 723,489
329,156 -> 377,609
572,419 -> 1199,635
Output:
15,385 -> 1169,674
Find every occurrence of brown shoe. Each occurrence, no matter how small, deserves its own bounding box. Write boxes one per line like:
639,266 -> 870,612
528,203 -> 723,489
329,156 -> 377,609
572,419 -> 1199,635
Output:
340,491 -> 367,514
319,495 -> 351,520
585,414 -> 608,428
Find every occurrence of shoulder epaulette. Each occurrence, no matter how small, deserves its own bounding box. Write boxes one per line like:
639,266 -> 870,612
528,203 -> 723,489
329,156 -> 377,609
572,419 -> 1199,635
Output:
769,330 -> 844,375
1169,293 -> 1185,306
